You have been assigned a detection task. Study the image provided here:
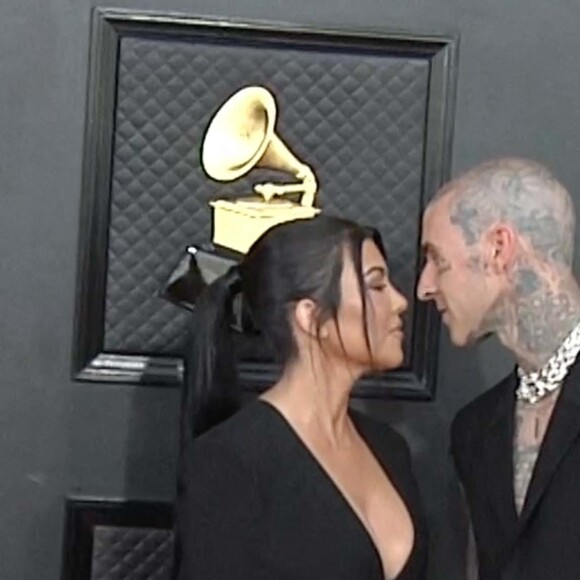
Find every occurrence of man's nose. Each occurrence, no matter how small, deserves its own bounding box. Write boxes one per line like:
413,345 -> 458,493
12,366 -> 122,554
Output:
417,266 -> 436,302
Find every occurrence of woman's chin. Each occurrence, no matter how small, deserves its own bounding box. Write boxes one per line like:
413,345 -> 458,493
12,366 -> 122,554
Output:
369,348 -> 405,373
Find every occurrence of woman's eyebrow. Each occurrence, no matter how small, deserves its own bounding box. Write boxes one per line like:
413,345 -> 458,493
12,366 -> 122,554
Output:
363,265 -> 386,277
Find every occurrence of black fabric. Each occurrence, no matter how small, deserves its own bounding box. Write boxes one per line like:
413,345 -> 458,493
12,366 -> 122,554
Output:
174,401 -> 428,580
451,359 -> 580,580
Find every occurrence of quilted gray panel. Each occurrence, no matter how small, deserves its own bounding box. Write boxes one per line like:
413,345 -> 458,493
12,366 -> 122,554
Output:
91,526 -> 173,580
104,34 -> 429,355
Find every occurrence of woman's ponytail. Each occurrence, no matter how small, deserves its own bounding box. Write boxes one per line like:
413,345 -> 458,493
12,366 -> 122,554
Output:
181,265 -> 241,444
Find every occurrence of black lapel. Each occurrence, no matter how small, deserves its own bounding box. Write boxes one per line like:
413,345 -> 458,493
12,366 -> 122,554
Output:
476,372 -> 519,540
518,358 -> 580,526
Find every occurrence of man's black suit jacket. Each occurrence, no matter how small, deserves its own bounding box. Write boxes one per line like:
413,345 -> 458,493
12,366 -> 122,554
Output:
452,359 -> 580,580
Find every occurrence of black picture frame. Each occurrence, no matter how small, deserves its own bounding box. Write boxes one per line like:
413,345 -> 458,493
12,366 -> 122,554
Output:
60,497 -> 174,580
72,8 -> 458,399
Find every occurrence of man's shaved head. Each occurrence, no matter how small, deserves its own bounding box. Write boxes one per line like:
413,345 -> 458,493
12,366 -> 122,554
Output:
418,158 -> 580,366
435,157 -> 574,266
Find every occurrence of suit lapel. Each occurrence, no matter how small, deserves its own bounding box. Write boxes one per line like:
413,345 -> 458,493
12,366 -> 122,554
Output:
477,373 -> 519,539
518,358 -> 580,526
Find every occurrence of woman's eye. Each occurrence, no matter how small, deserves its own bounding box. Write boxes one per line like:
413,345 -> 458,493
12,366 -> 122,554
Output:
370,284 -> 387,292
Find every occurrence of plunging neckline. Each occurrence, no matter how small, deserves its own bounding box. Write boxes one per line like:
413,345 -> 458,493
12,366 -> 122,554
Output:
257,400 -> 417,580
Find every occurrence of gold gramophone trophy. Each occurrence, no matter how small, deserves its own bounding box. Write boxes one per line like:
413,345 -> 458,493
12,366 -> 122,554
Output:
161,87 -> 321,317
201,86 -> 320,255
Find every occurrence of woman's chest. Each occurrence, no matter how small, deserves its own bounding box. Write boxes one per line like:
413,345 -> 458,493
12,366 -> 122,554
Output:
257,472 -> 385,580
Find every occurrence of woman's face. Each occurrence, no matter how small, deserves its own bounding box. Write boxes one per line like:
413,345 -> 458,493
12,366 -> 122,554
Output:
324,239 -> 408,372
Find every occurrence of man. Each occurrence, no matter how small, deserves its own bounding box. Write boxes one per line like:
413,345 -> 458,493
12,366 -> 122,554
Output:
417,158 -> 580,580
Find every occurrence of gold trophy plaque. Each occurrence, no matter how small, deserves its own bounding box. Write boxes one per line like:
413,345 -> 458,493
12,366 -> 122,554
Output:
201,86 -> 320,254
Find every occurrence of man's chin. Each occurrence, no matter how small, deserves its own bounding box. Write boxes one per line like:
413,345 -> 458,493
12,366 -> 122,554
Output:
449,333 -> 470,348
446,324 -> 473,348
449,327 -> 493,348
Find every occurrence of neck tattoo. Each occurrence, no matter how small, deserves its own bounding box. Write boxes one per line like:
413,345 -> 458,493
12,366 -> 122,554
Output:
516,321 -> 580,404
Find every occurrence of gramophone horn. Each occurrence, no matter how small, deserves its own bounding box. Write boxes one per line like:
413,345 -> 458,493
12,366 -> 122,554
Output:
201,85 -> 318,206
201,86 -> 277,182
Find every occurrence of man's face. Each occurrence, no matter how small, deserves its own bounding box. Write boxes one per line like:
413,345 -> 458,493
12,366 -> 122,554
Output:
417,197 -> 498,347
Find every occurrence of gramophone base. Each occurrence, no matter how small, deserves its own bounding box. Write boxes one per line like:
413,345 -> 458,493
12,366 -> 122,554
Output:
210,199 -> 320,254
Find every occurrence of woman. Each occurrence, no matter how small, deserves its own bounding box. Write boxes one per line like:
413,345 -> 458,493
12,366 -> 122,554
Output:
175,215 -> 428,580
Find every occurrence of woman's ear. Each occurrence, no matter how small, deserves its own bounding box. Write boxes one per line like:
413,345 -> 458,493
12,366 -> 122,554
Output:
293,298 -> 323,338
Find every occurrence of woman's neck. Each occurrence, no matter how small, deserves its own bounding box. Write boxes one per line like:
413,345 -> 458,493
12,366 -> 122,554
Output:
262,358 -> 360,446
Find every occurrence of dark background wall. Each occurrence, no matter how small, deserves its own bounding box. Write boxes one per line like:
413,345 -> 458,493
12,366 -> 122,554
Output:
2,1 -> 580,578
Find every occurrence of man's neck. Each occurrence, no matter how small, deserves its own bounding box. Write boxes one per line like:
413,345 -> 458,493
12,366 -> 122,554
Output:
495,264 -> 580,372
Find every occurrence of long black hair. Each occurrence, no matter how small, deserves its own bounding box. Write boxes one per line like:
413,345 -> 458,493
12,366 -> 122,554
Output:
181,214 -> 385,444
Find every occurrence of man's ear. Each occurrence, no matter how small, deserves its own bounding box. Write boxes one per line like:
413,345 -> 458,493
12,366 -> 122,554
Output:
485,223 -> 516,273
293,298 -> 323,338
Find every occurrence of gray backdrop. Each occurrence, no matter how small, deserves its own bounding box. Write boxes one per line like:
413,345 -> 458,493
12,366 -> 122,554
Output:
3,0 -> 580,578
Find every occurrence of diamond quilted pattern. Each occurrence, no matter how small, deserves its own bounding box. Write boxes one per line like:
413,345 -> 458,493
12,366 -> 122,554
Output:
91,526 -> 173,580
103,33 -> 429,356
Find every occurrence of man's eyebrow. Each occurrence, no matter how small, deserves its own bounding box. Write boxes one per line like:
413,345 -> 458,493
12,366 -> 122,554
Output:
421,242 -> 438,255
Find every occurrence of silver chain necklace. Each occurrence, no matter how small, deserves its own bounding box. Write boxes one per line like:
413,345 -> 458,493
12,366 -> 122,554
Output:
516,322 -> 580,404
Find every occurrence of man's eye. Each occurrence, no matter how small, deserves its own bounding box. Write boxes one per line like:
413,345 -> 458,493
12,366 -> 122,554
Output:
424,255 -> 439,268
435,258 -> 451,273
